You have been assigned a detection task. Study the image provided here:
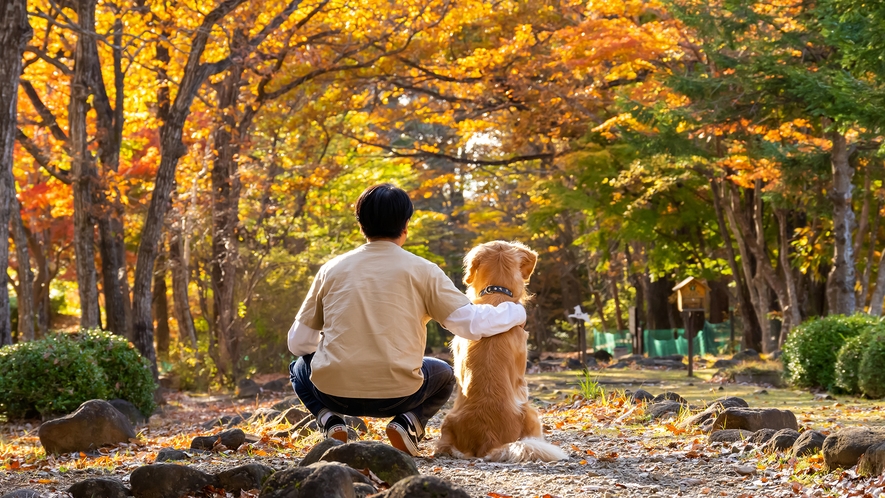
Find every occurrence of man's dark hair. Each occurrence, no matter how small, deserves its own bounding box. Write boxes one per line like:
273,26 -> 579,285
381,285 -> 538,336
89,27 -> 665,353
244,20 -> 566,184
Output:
355,183 -> 414,239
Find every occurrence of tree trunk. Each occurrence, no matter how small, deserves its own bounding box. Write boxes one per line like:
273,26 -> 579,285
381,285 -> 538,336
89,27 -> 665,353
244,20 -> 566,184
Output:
69,0 -> 102,330
826,130 -> 858,315
10,201 -> 34,341
210,60 -> 245,380
170,217 -> 198,348
861,201 -> 881,309
27,226 -> 51,337
153,252 -> 170,359
775,208 -> 801,346
646,276 -> 673,330
610,276 -> 625,331
723,184 -> 766,351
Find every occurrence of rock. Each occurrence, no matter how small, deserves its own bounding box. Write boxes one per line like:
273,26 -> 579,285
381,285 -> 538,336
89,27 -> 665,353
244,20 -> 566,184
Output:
747,429 -> 775,445
248,408 -> 282,424
202,415 -> 237,430
607,360 -> 630,369
300,438 -> 345,467
770,350 -> 783,360
129,464 -> 214,498
320,440 -> 420,485
38,399 -> 137,454
108,399 -> 147,426
191,428 -> 246,451
564,357 -> 584,369
373,475 -> 471,498
593,350 -> 613,362
236,378 -> 261,398
216,463 -> 274,494
262,377 -> 290,392
858,441 -> 885,476
353,482 -> 378,498
710,408 -> 798,433
699,418 -> 715,434
276,407 -> 309,425
814,393 -> 835,401
648,401 -> 684,420
683,397 -> 749,427
732,464 -> 756,476
0,491 -> 44,498
345,415 -> 368,433
272,396 -> 303,411
792,430 -> 827,458
630,389 -> 655,404
733,371 -> 785,387
763,429 -> 801,453
155,448 -> 190,462
753,390 -> 769,395
709,429 -> 753,443
225,414 -> 247,428
260,461 -> 372,498
653,392 -> 687,404
712,359 -> 738,369
733,349 -> 760,362
68,478 -> 131,498
823,427 -> 885,470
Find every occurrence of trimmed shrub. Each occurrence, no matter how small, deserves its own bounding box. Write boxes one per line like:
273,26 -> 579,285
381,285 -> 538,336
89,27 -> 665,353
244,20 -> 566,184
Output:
0,335 -> 109,418
0,331 -> 157,419
782,314 -> 879,391
859,329 -> 885,399
74,329 -> 157,416
834,332 -> 870,395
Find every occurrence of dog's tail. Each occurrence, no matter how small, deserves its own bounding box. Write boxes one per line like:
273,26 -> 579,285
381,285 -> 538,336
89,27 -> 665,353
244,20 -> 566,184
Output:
483,438 -> 569,463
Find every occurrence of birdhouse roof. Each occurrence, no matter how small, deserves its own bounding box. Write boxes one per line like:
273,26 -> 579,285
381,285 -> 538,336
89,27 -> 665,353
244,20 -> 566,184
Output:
672,277 -> 710,292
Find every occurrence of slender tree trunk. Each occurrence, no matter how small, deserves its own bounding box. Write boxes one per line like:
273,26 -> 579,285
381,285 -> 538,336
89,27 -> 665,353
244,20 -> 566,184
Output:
710,176 -> 762,350
610,277 -> 625,331
10,201 -> 34,341
724,185 -> 767,351
153,252 -> 170,359
826,130 -> 858,315
868,248 -> 885,316
775,209 -> 801,346
69,0 -> 103,330
27,227 -> 51,337
170,217 -> 198,348
861,201 -> 881,308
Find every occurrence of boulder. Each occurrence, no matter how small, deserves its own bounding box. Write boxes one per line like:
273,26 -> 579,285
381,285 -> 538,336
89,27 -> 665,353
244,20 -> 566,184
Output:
300,438 -> 345,467
38,399 -> 137,454
858,441 -> 885,476
629,389 -> 655,404
653,392 -> 687,404
260,461 -> 372,498
699,418 -> 715,434
191,428 -> 246,451
236,378 -> 261,398
68,478 -> 131,498
320,440 -> 420,485
823,427 -> 885,470
763,429 -> 801,453
749,428 -> 776,445
373,475 -> 471,498
792,430 -> 827,458
710,408 -> 797,433
354,483 -> 378,498
564,357 -> 584,369
225,414 -> 248,428
155,448 -> 190,462
216,463 -> 274,494
108,399 -> 147,426
709,429 -> 753,444
262,378 -> 290,392
648,401 -> 684,420
0,491 -> 44,498
683,397 -> 749,427
129,464 -> 214,498
592,350 -> 613,363
272,396 -> 303,411
276,407 -> 309,425
712,359 -> 738,369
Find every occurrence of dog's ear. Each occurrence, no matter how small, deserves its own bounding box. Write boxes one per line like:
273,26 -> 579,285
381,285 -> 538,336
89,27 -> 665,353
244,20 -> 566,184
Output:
463,245 -> 484,286
517,244 -> 538,281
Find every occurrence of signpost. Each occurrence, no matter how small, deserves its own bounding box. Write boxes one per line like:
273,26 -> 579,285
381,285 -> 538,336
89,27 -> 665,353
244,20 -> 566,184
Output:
568,305 -> 590,366
673,277 -> 709,378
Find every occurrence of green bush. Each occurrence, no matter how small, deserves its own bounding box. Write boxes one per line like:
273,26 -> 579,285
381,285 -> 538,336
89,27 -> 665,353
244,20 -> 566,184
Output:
0,330 -> 157,419
834,332 -> 872,394
74,329 -> 157,415
858,329 -> 885,399
782,314 -> 880,391
0,335 -> 109,418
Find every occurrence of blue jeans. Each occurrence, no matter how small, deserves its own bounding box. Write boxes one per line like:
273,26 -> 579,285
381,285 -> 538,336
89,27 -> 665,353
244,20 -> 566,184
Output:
289,353 -> 456,427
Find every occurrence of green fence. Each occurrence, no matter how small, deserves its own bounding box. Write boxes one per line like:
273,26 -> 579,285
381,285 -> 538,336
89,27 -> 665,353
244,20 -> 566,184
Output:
593,322 -> 740,357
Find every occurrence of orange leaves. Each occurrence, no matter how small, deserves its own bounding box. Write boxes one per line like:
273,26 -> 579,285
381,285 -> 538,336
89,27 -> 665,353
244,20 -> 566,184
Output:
664,422 -> 688,435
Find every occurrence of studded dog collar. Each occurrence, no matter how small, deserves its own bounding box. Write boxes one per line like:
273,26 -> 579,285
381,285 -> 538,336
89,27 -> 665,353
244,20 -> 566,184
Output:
479,285 -> 514,297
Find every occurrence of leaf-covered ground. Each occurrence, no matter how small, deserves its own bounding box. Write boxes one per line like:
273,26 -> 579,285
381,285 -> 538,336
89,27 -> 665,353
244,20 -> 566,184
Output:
2,364 -> 885,497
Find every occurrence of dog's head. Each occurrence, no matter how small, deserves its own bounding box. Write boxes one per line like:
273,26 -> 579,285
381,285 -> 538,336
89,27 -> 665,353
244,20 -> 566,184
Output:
463,241 -> 538,302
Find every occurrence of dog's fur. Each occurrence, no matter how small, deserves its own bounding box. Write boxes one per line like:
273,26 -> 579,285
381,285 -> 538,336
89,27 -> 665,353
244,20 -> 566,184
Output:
435,241 -> 568,463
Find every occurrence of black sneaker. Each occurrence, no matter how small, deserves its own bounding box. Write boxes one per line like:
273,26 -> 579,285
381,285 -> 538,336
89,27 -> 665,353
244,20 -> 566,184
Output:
386,412 -> 423,456
321,413 -> 348,443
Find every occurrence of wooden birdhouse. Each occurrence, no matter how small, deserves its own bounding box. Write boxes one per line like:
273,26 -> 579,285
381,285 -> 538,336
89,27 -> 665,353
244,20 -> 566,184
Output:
672,277 -> 709,312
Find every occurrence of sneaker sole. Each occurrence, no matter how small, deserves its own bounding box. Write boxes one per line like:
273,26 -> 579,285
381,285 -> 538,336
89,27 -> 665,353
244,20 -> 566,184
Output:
386,422 -> 419,456
326,425 -> 349,443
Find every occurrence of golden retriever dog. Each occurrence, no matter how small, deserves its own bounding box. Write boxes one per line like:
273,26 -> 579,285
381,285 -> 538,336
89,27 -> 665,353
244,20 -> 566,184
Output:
435,241 -> 568,463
